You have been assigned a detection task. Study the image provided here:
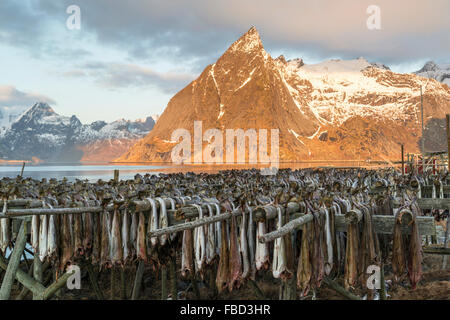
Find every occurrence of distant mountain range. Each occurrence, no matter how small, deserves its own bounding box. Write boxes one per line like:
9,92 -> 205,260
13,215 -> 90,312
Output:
0,102 -> 158,162
117,27 -> 450,163
414,61 -> 450,86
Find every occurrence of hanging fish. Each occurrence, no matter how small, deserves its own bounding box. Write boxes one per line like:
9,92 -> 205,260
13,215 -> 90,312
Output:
246,204 -> 256,280
110,207 -> 123,266
47,214 -> 57,262
73,212 -> 84,258
216,220 -> 230,293
122,208 -> 131,264
239,207 -> 250,281
228,214 -> 242,291
156,197 -> 168,245
60,213 -> 73,270
100,211 -> 112,268
255,221 -> 270,270
136,211 -> 147,263
392,210 -> 407,282
129,211 -> 138,260
147,198 -> 159,247
272,206 -> 289,279
181,221 -> 194,277
297,219 -> 313,296
38,214 -> 48,262
408,206 -> 423,289
91,208 -> 101,265
344,221 -> 359,290
31,214 -> 40,252
214,203 -> 222,256
83,209 -> 93,254
193,204 -> 206,274
205,204 -> 216,265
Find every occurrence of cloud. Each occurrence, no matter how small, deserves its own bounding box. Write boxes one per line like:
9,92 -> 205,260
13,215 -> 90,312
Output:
64,62 -> 195,93
2,0 -> 450,69
0,85 -> 56,107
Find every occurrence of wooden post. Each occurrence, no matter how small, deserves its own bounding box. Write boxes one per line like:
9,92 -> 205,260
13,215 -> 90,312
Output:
0,221 -> 26,300
33,253 -> 43,300
169,255 -> 177,300
110,267 -> 116,300
161,266 -> 168,300
131,261 -> 145,300
323,278 -> 361,300
446,114 -> 450,174
85,262 -> 104,299
20,162 -> 25,177
120,268 -> 126,300
114,169 -> 119,182
401,145 -> 405,176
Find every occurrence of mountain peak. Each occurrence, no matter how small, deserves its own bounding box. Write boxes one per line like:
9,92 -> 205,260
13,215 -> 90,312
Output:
229,26 -> 264,53
30,102 -> 55,114
417,61 -> 439,73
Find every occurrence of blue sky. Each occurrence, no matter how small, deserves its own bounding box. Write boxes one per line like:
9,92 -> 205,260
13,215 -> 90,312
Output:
0,0 -> 448,124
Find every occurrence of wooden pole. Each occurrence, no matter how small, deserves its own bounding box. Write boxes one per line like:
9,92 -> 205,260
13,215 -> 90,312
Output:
0,255 -> 45,297
161,266 -> 168,300
40,270 -> 75,300
169,255 -> 177,300
401,144 -> 405,175
33,252 -> 43,300
85,262 -> 104,299
114,169 -> 119,182
110,267 -> 116,300
446,114 -> 450,174
0,221 -> 27,300
20,162 -> 25,177
131,261 -> 145,300
120,268 -> 126,300
323,278 -> 361,300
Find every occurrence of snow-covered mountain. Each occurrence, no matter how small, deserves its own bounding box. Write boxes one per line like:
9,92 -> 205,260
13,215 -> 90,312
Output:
414,61 -> 450,86
117,27 -> 450,162
0,102 -> 156,162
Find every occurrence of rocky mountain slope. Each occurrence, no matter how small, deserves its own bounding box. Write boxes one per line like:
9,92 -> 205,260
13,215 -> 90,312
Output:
116,27 -> 450,162
0,102 -> 156,162
414,61 -> 450,86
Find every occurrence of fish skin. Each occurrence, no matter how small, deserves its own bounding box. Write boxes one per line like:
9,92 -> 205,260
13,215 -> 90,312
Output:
74,213 -> 84,258
193,204 -> 206,274
214,203 -> 222,256
156,197 -> 168,245
110,208 -> 123,266
100,211 -> 112,268
216,220 -> 230,293
408,206 -> 423,290
91,211 -> 101,265
0,217 -> 10,254
344,222 -> 359,290
31,215 -> 40,252
181,223 -> 194,277
83,212 -> 93,253
47,214 -> 57,261
60,213 -> 73,270
255,221 -> 270,270
239,208 -> 250,280
228,215 -> 242,291
122,208 -> 131,264
129,211 -> 138,260
39,215 -> 48,262
246,205 -> 256,280
392,211 -> 407,282
272,206 -> 289,280
205,204 -> 216,265
147,198 -> 159,247
297,220 -> 312,296
136,211 -> 147,263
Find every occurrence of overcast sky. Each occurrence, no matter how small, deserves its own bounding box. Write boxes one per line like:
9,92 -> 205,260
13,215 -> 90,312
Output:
0,0 -> 448,123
